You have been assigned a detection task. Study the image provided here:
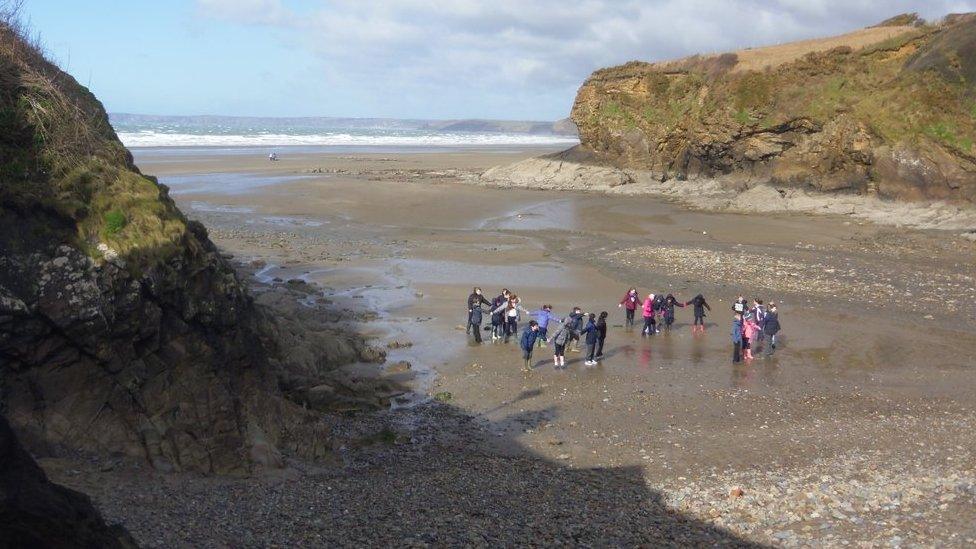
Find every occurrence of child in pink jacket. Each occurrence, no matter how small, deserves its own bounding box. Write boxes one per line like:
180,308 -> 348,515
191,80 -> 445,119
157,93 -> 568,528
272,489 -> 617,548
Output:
641,294 -> 656,336
742,312 -> 760,361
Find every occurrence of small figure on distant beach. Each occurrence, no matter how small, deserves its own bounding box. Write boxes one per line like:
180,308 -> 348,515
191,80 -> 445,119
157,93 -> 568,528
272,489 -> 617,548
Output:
268,152 -> 278,161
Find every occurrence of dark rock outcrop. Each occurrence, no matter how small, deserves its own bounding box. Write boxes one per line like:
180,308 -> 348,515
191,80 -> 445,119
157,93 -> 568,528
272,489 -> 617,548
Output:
0,415 -> 136,548
571,13 -> 976,203
0,13 -> 378,475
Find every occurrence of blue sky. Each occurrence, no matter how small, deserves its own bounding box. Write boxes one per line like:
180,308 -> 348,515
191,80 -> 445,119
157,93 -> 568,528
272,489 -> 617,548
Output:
22,0 -> 976,120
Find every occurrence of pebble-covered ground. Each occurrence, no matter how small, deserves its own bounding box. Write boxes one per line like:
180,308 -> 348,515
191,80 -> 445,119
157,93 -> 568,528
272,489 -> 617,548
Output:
48,398 -> 975,548
609,243 -> 976,318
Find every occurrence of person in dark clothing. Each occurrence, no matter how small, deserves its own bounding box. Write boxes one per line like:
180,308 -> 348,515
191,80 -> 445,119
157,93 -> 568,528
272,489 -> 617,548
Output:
731,314 -> 743,363
519,320 -> 541,371
567,307 -> 584,352
618,288 -> 641,328
581,313 -> 599,366
661,294 -> 685,333
468,298 -> 487,343
762,303 -> 781,356
751,299 -> 766,353
466,287 -> 491,336
687,294 -> 711,334
596,311 -> 609,359
490,289 -> 511,341
652,293 -> 666,333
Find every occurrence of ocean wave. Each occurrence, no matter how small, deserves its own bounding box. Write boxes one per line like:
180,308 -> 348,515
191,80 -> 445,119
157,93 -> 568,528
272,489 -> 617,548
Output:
118,130 -> 579,148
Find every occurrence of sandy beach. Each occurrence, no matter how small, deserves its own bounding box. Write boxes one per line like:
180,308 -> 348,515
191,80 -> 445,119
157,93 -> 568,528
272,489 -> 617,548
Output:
45,145 -> 976,546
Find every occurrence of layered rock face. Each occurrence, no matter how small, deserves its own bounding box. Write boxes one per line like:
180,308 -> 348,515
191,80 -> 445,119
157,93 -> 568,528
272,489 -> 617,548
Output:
0,20 -> 370,474
571,13 -> 976,202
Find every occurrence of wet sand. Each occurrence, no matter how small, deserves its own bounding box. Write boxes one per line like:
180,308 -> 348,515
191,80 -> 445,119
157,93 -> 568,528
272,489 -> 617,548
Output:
50,146 -> 976,546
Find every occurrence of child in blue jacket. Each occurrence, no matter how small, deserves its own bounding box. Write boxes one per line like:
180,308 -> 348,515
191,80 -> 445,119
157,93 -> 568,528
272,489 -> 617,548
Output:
530,305 -> 555,347
520,320 -> 541,371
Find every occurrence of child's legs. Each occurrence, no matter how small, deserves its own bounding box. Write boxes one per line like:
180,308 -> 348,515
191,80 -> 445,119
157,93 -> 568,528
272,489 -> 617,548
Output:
586,343 -> 596,361
733,342 -> 741,362
643,316 -> 653,333
538,327 -> 547,345
597,337 -> 605,356
626,309 -> 635,325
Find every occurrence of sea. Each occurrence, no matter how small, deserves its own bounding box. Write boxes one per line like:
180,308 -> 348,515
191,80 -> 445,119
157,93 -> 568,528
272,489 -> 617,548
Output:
111,116 -> 580,149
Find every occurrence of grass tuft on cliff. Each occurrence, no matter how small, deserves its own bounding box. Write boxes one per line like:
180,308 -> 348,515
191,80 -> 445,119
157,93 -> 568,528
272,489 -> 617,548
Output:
0,8 -> 190,268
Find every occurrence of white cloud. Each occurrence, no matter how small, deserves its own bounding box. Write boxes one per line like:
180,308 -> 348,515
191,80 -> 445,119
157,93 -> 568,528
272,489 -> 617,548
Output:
194,0 -> 976,119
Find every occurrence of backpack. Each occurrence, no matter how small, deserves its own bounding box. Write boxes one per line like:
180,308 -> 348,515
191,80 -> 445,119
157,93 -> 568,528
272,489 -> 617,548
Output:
733,301 -> 745,314
653,294 -> 665,311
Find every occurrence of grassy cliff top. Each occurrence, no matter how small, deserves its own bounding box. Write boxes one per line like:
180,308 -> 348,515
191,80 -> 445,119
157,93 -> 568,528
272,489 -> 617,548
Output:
0,15 -> 193,267
575,13 -> 976,159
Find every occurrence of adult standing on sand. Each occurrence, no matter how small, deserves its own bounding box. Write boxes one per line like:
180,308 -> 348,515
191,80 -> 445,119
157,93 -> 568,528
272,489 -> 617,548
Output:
467,287 -> 491,335
618,288 -> 641,328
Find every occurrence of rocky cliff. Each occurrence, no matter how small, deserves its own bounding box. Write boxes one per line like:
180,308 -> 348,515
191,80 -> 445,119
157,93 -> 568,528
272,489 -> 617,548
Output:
571,13 -> 976,203
0,17 -> 377,475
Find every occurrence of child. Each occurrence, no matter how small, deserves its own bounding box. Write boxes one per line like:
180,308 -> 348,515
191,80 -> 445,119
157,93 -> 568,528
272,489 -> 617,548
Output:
751,299 -> 766,353
567,306 -> 584,352
661,294 -> 685,333
731,314 -> 743,363
550,317 -> 575,369
467,297 -> 486,344
762,303 -> 781,356
530,304 -> 555,348
742,312 -> 759,361
641,294 -> 656,336
687,294 -> 710,334
493,294 -> 528,343
618,288 -> 641,328
652,293 -> 666,333
490,289 -> 510,341
581,313 -> 599,366
466,287 -> 491,335
596,311 -> 609,359
519,320 -> 540,372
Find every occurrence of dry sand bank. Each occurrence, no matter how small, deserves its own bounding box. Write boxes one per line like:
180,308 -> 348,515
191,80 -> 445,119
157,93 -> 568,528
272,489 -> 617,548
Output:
478,156 -> 976,235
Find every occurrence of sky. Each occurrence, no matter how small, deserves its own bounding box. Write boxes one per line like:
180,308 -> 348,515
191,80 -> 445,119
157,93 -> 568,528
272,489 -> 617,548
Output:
19,0 -> 976,120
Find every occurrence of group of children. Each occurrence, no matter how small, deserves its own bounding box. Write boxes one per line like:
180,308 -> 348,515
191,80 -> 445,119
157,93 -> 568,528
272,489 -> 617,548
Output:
730,296 -> 781,362
618,289 -> 712,336
465,287 -> 783,370
466,288 -> 608,370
